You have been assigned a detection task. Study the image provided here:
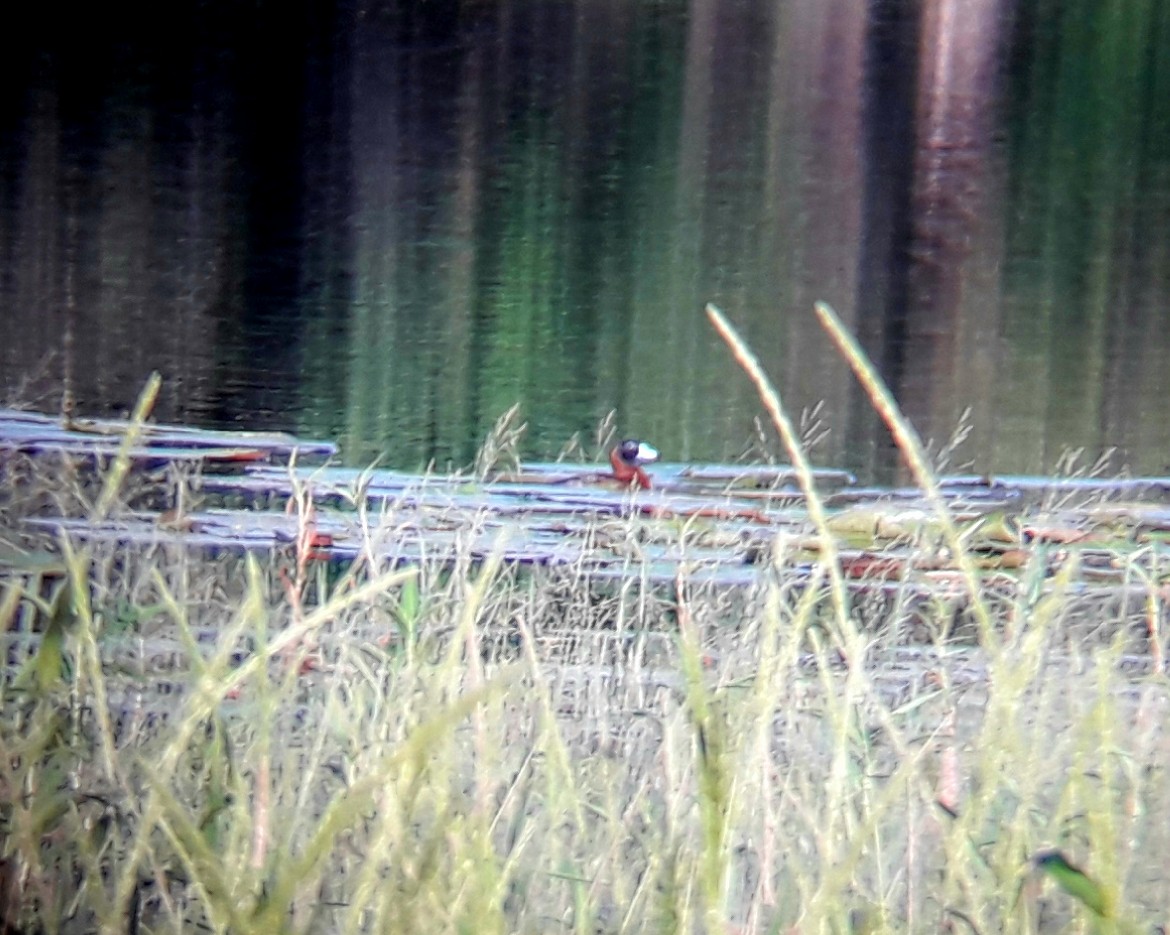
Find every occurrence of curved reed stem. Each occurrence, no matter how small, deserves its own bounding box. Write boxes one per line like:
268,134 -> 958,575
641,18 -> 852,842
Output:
704,304 -> 855,651
813,300 -> 996,652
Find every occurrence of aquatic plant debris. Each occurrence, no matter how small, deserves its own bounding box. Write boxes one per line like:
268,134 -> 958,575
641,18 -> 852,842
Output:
0,406 -> 336,463
6,406 -> 1170,604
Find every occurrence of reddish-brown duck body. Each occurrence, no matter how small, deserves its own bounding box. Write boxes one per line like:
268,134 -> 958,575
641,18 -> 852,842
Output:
609,439 -> 659,489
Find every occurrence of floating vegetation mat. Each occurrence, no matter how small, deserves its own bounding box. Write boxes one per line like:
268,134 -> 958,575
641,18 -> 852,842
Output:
7,404 -> 1170,607
4,402 -> 1170,724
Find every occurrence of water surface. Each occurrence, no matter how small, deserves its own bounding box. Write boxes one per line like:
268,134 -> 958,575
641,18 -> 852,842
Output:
1,0 -> 1168,482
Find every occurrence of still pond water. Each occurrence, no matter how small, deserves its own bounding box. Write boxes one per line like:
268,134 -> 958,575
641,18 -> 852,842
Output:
1,1 -> 1168,483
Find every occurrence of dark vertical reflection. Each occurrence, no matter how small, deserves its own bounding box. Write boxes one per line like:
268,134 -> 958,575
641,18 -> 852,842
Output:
901,0 -> 1010,467
856,0 -> 1009,482
3,0 -> 1170,481
297,0 -> 357,441
855,0 -> 921,481
999,0 -> 1170,474
224,2 -> 346,428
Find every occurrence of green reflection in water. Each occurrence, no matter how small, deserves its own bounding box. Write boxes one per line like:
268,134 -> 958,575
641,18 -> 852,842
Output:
1000,0 -> 1170,474
2,1 -> 1169,482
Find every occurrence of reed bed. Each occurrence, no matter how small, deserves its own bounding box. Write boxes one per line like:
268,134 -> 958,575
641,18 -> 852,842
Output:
0,308 -> 1168,934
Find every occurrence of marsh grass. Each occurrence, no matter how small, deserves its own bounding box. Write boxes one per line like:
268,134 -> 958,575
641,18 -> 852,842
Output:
1,320 -> 1169,933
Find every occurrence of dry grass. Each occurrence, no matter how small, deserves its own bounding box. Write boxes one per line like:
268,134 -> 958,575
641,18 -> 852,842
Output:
0,317 -> 1168,934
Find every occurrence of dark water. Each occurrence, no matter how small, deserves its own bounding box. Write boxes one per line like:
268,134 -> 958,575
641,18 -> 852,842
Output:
2,1 -> 1168,482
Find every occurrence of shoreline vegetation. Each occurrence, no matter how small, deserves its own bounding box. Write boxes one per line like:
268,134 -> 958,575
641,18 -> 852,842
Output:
1,304 -> 1167,933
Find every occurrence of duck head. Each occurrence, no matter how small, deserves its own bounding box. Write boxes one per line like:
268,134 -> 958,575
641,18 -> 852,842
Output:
610,439 -> 659,489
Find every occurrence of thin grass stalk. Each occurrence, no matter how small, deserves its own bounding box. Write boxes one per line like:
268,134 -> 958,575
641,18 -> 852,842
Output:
706,303 -> 872,895
800,706 -> 939,932
204,565 -> 419,702
812,301 -> 997,653
147,775 -> 250,932
674,577 -> 729,930
104,559 -> 269,932
248,605 -> 272,875
58,537 -> 119,786
252,684 -> 502,933
735,568 -> 822,874
515,607 -> 588,839
92,371 -> 161,522
0,583 -> 22,632
441,530 -> 506,819
106,560 -> 417,931
704,304 -> 855,650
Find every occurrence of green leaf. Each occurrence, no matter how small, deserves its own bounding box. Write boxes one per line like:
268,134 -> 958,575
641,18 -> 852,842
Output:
1034,850 -> 1111,918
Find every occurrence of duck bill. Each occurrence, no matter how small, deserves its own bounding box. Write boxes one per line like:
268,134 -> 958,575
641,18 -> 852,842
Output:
633,442 -> 659,464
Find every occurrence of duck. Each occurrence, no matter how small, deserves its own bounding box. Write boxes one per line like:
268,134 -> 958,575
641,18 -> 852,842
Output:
609,439 -> 659,489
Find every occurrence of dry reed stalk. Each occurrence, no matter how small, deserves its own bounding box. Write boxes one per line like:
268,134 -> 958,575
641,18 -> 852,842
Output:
812,301 -> 997,652
92,370 -> 161,522
707,303 -> 886,931
703,304 -> 856,654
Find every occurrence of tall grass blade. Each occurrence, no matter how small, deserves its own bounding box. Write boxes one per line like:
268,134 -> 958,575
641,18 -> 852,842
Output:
812,301 -> 996,650
704,304 -> 855,648
92,371 -> 161,522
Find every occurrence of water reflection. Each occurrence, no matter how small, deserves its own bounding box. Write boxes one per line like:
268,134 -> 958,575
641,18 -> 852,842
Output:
1,0 -> 1168,482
